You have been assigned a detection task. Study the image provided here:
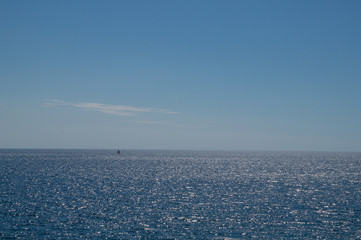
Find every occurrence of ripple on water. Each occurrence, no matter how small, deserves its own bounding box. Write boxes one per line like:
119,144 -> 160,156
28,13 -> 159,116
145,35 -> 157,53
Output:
0,150 -> 360,239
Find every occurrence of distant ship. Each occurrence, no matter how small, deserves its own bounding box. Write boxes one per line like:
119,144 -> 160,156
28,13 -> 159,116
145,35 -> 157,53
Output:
117,150 -> 120,154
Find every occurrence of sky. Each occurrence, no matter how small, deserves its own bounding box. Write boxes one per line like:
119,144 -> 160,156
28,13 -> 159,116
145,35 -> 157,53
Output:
1,0 -> 360,151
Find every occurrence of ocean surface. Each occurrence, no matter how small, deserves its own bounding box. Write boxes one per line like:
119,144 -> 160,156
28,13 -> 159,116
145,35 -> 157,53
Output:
1,149 -> 360,239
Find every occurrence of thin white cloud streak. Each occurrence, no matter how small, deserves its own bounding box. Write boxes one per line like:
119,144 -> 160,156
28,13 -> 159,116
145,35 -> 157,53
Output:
125,120 -> 169,124
45,100 -> 179,116
124,120 -> 183,127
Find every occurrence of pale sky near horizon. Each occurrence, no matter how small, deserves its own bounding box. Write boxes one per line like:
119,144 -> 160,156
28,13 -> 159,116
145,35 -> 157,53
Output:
1,0 -> 360,151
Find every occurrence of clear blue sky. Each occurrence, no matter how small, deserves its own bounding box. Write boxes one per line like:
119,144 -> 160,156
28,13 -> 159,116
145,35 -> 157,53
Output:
1,0 -> 360,151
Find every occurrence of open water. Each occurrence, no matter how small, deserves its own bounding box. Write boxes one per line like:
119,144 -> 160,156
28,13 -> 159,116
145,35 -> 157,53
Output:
0,149 -> 360,239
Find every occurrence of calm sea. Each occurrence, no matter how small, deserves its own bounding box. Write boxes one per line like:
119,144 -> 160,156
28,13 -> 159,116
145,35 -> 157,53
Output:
0,149 -> 360,239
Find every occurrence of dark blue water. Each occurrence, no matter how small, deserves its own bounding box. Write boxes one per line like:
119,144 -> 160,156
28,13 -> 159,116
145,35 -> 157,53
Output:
1,150 -> 360,239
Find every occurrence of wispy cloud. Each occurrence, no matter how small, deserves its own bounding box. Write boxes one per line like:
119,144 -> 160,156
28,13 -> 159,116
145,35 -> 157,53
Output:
45,100 -> 179,116
125,120 -> 183,127
125,120 -> 169,124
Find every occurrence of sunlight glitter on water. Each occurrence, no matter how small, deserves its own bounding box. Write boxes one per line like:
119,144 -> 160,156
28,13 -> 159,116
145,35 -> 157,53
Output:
0,150 -> 360,239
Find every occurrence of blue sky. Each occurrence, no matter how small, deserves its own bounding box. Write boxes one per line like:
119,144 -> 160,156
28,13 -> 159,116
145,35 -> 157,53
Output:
1,0 -> 360,151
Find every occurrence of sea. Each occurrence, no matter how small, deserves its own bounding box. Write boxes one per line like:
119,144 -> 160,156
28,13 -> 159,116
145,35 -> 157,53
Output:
0,149 -> 360,239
